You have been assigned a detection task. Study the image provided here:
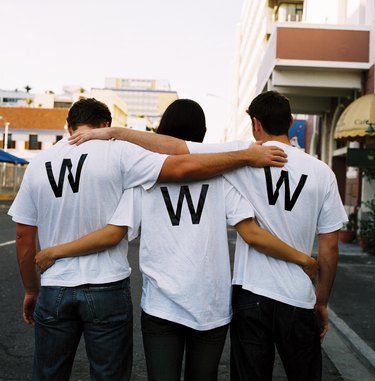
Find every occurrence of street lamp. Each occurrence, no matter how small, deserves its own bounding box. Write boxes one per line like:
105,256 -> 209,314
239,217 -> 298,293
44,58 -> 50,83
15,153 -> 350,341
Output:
0,116 -> 10,152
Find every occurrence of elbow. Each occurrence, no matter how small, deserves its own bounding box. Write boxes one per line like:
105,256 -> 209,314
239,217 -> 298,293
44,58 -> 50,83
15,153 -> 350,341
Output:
160,160 -> 198,182
106,234 -> 124,247
170,141 -> 189,155
106,227 -> 127,247
244,229 -> 263,248
244,235 -> 257,247
172,163 -> 195,181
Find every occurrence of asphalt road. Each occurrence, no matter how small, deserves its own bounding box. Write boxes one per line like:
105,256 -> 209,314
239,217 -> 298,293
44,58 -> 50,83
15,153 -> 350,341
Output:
1,200 -> 373,380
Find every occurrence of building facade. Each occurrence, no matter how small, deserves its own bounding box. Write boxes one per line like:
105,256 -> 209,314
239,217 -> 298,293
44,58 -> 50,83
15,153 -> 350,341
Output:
227,0 -> 375,232
0,89 -> 34,108
34,86 -> 129,128
0,107 -> 68,161
103,78 -> 178,130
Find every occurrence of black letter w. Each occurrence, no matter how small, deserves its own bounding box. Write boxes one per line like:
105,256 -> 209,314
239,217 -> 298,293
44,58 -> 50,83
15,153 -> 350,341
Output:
45,154 -> 88,198
264,168 -> 307,211
161,184 -> 209,226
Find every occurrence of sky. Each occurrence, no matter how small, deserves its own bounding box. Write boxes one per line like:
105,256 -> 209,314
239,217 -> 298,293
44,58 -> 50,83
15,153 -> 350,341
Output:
1,0 -> 244,142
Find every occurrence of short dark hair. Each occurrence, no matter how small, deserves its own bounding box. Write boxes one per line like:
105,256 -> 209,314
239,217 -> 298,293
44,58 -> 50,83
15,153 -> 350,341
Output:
156,99 -> 206,142
246,91 -> 292,136
66,98 -> 112,130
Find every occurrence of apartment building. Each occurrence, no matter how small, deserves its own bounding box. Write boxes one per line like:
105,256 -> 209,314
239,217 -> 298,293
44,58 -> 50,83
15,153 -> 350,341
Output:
228,0 -> 375,216
103,78 -> 178,130
34,86 -> 129,128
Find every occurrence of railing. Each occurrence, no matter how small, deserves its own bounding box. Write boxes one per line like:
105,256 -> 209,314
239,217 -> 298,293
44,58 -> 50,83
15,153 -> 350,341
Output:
0,163 -> 26,198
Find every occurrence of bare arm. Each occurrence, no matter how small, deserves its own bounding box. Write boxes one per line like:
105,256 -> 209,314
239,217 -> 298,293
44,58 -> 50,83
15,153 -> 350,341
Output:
235,218 -> 318,280
35,225 -> 128,272
15,223 -> 39,325
315,230 -> 339,342
158,151 -> 247,182
69,127 -> 288,167
157,143 -> 289,182
69,127 -> 189,155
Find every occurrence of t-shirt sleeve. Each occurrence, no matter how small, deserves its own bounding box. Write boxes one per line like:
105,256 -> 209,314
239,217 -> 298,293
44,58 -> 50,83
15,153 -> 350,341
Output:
187,140 -> 250,154
120,142 -> 168,191
317,172 -> 348,234
223,178 -> 255,226
8,169 -> 38,226
109,187 -> 142,241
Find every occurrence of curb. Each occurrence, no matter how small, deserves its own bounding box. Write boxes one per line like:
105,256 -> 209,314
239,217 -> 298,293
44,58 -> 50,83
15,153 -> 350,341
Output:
325,307 -> 375,381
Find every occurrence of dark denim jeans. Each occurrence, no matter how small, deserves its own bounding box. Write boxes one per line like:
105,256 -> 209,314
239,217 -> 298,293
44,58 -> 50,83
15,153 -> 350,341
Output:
32,278 -> 133,381
230,286 -> 321,381
141,310 -> 229,381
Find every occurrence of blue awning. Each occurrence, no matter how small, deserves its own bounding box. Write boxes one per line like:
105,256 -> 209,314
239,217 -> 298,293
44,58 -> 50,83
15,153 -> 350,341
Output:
0,149 -> 29,165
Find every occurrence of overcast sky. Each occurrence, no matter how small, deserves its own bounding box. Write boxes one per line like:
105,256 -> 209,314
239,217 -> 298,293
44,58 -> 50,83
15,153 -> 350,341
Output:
1,0 -> 244,142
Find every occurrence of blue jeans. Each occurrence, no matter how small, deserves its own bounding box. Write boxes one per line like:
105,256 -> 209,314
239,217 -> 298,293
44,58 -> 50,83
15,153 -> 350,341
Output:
141,310 -> 229,381
32,278 -> 133,381
230,286 -> 321,381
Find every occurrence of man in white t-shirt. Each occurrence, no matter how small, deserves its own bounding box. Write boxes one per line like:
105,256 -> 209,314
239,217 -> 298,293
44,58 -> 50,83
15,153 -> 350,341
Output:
69,91 -> 348,381
176,93 -> 347,381
222,91 -> 347,381
8,98 -> 286,381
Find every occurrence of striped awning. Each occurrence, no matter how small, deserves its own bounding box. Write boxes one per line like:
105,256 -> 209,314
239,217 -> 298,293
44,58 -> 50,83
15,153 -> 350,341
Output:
335,94 -> 375,139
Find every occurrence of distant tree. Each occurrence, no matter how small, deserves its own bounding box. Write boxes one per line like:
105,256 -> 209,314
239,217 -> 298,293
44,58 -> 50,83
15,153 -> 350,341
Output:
79,87 -> 86,94
26,98 -> 33,107
24,85 -> 32,93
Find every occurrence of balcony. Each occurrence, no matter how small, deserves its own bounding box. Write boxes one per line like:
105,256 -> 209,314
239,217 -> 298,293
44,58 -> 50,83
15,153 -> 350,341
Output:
257,23 -> 371,114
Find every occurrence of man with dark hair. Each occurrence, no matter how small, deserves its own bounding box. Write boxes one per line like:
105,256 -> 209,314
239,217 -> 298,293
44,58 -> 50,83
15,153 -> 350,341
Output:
221,91 -> 347,380
9,97 -> 287,381
69,91 -> 348,381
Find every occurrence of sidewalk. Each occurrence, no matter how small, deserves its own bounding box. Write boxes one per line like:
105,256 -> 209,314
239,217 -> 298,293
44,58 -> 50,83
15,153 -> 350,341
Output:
317,239 -> 375,380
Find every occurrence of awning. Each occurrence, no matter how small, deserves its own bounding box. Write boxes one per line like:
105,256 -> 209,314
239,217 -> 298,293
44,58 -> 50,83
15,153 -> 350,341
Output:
0,149 -> 29,165
334,94 -> 375,139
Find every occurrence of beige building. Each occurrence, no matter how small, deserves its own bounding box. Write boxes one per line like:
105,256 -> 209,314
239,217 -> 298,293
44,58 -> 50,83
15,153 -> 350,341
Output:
103,78 -> 178,129
34,87 -> 128,128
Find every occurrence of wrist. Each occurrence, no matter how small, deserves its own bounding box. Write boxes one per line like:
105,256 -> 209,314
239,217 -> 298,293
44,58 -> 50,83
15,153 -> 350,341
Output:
25,287 -> 39,296
298,254 -> 310,266
110,127 -> 122,140
48,247 -> 59,260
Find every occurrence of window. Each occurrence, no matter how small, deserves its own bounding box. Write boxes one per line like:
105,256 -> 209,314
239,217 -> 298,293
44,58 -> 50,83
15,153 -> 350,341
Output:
276,2 -> 304,22
2,97 -> 19,103
28,134 -> 41,150
2,133 -> 15,149
54,101 -> 72,108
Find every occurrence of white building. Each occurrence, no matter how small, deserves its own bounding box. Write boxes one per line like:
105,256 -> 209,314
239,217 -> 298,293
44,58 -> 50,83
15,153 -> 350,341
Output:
227,0 -> 375,239
0,89 -> 34,108
228,0 -> 374,147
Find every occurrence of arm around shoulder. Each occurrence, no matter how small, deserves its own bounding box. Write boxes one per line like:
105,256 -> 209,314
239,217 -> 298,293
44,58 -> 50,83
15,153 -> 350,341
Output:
70,127 -> 189,155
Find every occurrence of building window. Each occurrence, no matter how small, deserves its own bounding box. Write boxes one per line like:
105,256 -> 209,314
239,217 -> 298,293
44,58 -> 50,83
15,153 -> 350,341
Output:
53,101 -> 72,108
28,134 -> 41,150
2,133 -> 15,149
2,97 -> 19,103
276,2 -> 304,22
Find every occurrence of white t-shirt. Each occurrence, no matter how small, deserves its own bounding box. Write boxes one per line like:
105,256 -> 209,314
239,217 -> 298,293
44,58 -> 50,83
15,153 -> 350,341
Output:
8,138 -> 167,287
125,176 -> 254,331
188,140 -> 348,309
